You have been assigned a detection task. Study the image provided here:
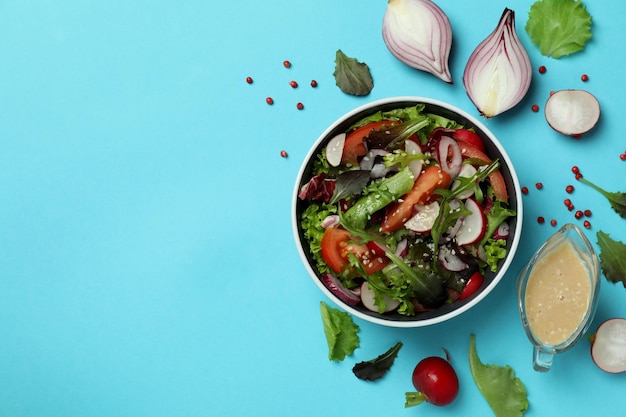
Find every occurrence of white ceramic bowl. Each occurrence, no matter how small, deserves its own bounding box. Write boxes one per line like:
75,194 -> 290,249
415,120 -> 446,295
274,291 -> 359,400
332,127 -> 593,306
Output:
292,97 -> 523,327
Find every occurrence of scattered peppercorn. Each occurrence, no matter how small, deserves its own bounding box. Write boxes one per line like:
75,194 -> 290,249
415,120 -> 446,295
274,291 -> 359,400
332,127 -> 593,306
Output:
620,152 -> 626,161
266,97 -> 274,105
296,102 -> 304,110
567,204 -> 575,211
535,182 -> 543,190
584,209 -> 592,217
280,150 -> 288,158
571,165 -> 579,174
538,65 -> 547,74
564,198 -> 572,207
290,80 -> 298,88
581,74 -> 589,82
566,185 -> 575,193
538,216 -> 545,224
550,219 -> 557,227
531,104 -> 539,112
246,76 -> 253,84
575,210 -> 584,219
575,172 -> 583,180
583,220 -> 591,229
283,60 -> 292,68
521,186 -> 529,195
311,79 -> 318,88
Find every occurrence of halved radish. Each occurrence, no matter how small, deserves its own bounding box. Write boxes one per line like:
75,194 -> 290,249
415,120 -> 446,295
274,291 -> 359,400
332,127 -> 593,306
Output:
360,281 -> 400,313
493,221 -> 510,240
438,246 -> 468,272
591,318 -> 626,374
455,198 -> 486,246
405,138 -> 423,179
545,89 -> 600,137
326,133 -> 346,167
451,164 -> 478,199
405,201 -> 440,233
320,273 -> 361,305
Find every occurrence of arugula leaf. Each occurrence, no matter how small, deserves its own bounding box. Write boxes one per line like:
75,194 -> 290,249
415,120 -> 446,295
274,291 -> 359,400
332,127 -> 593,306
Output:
352,341 -> 403,381
578,177 -> 626,218
596,231 -> 626,288
469,334 -> 529,417
333,49 -> 374,96
330,170 -> 371,204
525,0 -> 592,58
320,301 -> 360,361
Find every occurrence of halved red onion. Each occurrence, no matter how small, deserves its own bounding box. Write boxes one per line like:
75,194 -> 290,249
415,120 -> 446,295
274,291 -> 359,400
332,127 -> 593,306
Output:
382,0 -> 453,83
437,136 -> 462,178
320,273 -> 361,306
462,8 -> 531,118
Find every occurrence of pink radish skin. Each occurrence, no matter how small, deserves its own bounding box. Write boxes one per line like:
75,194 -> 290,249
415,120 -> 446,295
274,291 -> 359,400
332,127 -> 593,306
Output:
493,221 -> 510,240
591,318 -> 626,374
320,273 -> 361,306
455,198 -> 486,246
360,282 -> 400,313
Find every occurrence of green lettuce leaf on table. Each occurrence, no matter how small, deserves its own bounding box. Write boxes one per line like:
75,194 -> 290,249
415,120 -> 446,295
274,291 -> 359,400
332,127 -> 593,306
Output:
525,0 -> 592,58
320,301 -> 360,361
597,231 -> 626,288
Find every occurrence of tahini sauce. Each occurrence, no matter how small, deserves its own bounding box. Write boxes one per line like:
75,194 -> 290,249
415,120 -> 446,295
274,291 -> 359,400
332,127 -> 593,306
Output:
524,240 -> 591,346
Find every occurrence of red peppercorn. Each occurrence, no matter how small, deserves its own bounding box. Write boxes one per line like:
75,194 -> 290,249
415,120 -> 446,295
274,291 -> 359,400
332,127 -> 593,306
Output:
620,153 -> 626,161
521,186 -> 529,195
566,185 -> 575,193
575,210 -> 583,219
571,166 -> 579,174
266,97 -> 274,105
280,150 -> 288,158
564,198 -> 572,207
550,219 -> 557,227
290,80 -> 298,88
581,74 -> 589,82
311,80 -> 318,88
583,220 -> 591,229
246,76 -> 253,84
283,60 -> 291,68
535,182 -> 543,190
584,209 -> 592,217
531,104 -> 539,112
568,204 -> 575,211
575,172 -> 583,180
538,65 -> 547,74
296,102 -> 304,110
538,216 -> 545,224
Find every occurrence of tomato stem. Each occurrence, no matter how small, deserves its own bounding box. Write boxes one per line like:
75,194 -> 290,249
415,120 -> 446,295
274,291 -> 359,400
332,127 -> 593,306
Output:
405,391 -> 427,408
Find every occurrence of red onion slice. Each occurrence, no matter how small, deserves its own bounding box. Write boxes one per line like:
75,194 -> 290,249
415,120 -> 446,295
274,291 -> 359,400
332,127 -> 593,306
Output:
320,273 -> 361,306
462,8 -> 531,117
437,136 -> 462,178
382,0 -> 453,83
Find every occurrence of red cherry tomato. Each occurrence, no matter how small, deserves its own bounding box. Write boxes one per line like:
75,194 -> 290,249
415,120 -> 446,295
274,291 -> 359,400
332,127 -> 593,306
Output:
460,271 -> 484,300
412,356 -> 459,406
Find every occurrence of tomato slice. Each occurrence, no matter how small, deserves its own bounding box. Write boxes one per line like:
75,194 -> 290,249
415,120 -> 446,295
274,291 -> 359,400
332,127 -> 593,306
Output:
460,271 -> 484,300
320,227 -> 389,275
381,166 -> 452,232
458,143 -> 508,202
452,129 -> 486,152
341,120 -> 396,166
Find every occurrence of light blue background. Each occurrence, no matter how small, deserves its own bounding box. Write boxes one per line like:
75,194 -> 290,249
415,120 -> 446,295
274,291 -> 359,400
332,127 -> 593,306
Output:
1,0 -> 625,415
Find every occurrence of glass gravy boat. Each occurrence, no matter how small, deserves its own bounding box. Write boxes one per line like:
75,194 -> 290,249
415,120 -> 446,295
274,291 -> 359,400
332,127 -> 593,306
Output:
516,223 -> 601,372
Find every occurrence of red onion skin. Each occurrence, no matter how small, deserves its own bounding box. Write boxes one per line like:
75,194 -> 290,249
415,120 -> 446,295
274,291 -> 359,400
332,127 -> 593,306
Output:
462,8 -> 531,117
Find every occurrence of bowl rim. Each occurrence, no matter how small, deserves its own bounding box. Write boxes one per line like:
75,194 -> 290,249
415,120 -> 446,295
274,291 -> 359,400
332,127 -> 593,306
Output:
292,96 -> 523,328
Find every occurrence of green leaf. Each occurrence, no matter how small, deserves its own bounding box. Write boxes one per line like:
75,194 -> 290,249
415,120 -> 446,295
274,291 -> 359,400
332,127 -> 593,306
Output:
404,391 -> 427,408
525,0 -> 592,58
333,49 -> 374,96
578,177 -> 626,218
596,231 -> 626,288
319,301 -> 360,361
469,334 -> 529,417
352,341 -> 403,381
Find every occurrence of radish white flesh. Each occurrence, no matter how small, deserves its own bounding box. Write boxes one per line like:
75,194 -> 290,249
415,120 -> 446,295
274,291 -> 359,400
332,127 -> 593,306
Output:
405,201 -> 440,233
360,281 -> 400,313
493,221 -> 510,239
451,164 -> 478,199
545,90 -> 600,136
326,133 -> 346,167
438,246 -> 468,272
320,273 -> 361,306
591,318 -> 626,374
455,198 -> 486,246
394,238 -> 409,258
405,139 -> 423,179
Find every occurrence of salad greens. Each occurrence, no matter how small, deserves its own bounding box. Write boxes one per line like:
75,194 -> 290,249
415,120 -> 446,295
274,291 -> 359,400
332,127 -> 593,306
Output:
525,0 -> 592,59
469,334 -> 529,417
596,231 -> 626,288
352,341 -> 403,381
300,104 -> 515,316
333,50 -> 374,96
320,301 -> 360,361
578,176 -> 626,219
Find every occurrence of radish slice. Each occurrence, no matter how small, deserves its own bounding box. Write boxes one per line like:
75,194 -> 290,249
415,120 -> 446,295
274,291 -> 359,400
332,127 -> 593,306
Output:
451,164 -> 478,199
360,149 -> 389,171
405,139 -> 423,179
321,214 -> 340,229
405,201 -> 440,233
455,198 -> 486,246
591,318 -> 626,374
437,136 -> 462,178
320,273 -> 361,306
438,246 -> 469,272
394,238 -> 409,258
326,133 -> 346,167
360,281 -> 401,313
493,221 -> 510,239
545,89 -> 600,136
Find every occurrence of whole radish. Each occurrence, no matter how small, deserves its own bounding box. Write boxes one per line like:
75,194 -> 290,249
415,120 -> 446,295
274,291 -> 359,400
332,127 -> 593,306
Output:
405,351 -> 459,408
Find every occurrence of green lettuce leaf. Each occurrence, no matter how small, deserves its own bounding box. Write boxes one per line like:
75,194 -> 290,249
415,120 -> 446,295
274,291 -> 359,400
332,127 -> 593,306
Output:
525,0 -> 592,58
469,334 -> 529,417
333,49 -> 374,96
596,231 -> 626,288
320,301 -> 360,361
352,341 -> 402,381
